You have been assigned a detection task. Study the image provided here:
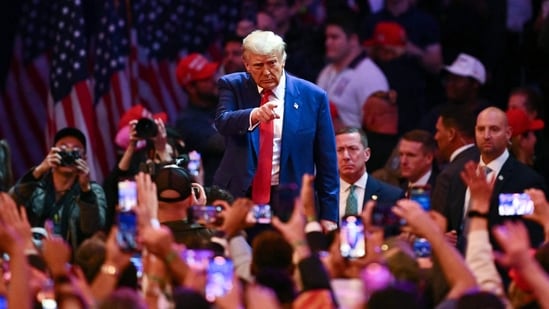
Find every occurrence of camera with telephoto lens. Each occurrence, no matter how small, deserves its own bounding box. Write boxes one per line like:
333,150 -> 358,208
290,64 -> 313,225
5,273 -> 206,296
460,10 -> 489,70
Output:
58,149 -> 81,166
135,118 -> 158,139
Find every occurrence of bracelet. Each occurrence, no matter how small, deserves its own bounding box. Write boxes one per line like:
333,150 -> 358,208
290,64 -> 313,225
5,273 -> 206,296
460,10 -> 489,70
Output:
164,250 -> 178,264
306,215 -> 317,223
144,273 -> 167,287
292,239 -> 308,248
467,210 -> 489,219
100,264 -> 119,276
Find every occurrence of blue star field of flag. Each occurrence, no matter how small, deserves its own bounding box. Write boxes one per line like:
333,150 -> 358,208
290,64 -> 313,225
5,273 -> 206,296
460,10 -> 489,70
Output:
49,0 -> 88,102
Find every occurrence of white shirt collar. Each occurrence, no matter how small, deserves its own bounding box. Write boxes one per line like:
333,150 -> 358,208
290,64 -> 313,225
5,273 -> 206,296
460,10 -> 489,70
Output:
340,172 -> 369,190
449,144 -> 475,162
480,149 -> 509,176
410,169 -> 432,187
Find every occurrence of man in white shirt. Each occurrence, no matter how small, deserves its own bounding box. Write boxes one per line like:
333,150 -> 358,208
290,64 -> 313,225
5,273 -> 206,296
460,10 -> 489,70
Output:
316,13 -> 388,129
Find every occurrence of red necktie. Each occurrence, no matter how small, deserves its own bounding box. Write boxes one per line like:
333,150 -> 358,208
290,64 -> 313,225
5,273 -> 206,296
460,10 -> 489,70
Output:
251,89 -> 274,204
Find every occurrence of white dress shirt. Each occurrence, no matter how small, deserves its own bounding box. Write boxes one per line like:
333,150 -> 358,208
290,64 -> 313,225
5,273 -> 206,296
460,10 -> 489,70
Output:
463,149 -> 510,217
339,172 -> 369,220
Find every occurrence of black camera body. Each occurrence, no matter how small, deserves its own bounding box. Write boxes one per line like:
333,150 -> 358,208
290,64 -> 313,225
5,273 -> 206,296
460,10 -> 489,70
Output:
135,118 -> 158,139
59,150 -> 81,166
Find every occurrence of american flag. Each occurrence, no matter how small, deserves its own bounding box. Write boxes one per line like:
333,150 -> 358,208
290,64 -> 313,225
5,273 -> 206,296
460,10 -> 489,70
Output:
47,0 -> 104,180
0,0 -> 241,183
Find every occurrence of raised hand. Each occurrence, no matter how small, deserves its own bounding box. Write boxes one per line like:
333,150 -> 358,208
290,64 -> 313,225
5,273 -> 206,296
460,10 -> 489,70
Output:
152,118 -> 168,153
33,147 -> 62,178
524,188 -> 549,228
218,198 -> 254,238
0,193 -> 34,251
41,234 -> 72,278
74,157 -> 91,191
492,221 -> 532,268
300,174 -> 316,220
392,199 -> 440,238
460,161 -> 495,213
135,172 -> 157,228
104,227 -> 132,271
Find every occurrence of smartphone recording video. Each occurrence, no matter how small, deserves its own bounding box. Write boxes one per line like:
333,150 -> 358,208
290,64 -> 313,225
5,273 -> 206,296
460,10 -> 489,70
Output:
188,151 -> 201,177
182,249 -> 214,270
188,205 -> 223,224
118,180 -> 137,212
340,215 -> 366,259
130,254 -> 143,279
116,211 -> 139,252
205,256 -> 233,302
250,204 -> 272,224
409,186 -> 431,211
498,193 -> 534,216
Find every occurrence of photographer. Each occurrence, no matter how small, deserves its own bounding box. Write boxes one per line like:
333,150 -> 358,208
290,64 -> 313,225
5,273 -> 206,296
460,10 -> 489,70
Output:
103,105 -> 192,231
9,127 -> 107,250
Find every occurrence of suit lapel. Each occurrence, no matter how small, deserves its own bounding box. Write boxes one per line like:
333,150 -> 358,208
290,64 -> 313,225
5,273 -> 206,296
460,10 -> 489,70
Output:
364,177 -> 380,206
280,74 -> 301,168
492,158 -> 512,202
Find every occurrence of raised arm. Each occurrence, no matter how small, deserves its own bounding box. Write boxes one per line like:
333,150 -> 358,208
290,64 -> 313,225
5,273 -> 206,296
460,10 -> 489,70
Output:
460,161 -> 505,300
0,193 -> 32,309
215,76 -> 257,136
393,199 -> 477,299
493,221 -> 549,308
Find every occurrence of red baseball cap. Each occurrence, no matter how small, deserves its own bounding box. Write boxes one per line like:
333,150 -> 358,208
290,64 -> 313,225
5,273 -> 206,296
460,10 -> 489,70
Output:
506,109 -> 544,137
117,104 -> 167,130
176,53 -> 219,86
363,22 -> 407,47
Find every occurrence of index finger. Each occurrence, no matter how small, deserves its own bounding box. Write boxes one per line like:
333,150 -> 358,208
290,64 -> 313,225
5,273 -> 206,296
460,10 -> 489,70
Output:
44,220 -> 55,238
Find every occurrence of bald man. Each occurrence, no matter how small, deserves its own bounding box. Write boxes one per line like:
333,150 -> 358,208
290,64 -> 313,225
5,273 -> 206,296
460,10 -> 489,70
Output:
445,107 -> 547,251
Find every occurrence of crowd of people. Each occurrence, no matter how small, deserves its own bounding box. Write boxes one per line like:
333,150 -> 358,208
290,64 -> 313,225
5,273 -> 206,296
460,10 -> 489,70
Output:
1,0 -> 549,308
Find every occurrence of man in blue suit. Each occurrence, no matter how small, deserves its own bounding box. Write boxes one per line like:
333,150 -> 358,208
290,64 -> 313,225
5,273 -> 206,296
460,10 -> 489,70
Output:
335,127 -> 404,220
214,30 -> 339,228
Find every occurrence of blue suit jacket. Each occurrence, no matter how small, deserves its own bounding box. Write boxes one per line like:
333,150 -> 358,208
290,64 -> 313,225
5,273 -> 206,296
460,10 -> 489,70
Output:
213,72 -> 339,222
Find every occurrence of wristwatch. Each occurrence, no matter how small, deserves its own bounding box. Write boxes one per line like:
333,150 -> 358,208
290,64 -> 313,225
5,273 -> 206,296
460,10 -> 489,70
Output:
101,264 -> 119,276
467,210 -> 489,219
